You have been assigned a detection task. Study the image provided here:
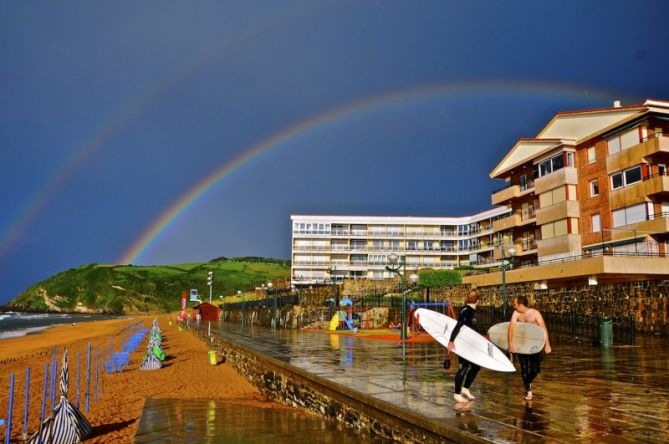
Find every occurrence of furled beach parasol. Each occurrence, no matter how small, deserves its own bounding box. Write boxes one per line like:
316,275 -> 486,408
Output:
140,323 -> 163,370
28,348 -> 92,444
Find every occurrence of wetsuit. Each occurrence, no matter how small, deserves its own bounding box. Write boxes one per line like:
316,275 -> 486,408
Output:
449,305 -> 480,395
518,351 -> 542,393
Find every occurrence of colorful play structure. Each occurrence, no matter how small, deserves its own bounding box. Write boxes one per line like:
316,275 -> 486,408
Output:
329,297 -> 358,333
328,297 -> 456,338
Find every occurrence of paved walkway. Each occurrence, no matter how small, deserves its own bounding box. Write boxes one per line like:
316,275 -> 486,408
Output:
201,322 -> 669,443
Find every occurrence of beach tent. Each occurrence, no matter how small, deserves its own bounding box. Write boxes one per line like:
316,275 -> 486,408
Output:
28,348 -> 92,444
191,302 -> 221,321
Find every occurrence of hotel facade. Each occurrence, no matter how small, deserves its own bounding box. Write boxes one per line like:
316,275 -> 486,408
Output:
472,98 -> 669,288
291,99 -> 669,288
290,209 -> 510,285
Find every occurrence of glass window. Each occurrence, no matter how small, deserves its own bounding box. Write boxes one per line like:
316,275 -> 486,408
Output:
539,192 -> 553,207
591,214 -> 601,232
539,158 -> 551,176
620,128 -> 640,150
554,219 -> 568,236
611,172 -> 624,190
541,223 -> 554,239
587,147 -> 596,164
624,166 -> 642,185
589,179 -> 599,197
566,152 -> 575,167
552,154 -> 564,171
552,186 -> 566,204
612,203 -> 647,227
607,137 -> 621,155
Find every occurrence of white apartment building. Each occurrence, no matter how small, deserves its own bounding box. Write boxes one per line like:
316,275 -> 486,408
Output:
291,207 -> 511,286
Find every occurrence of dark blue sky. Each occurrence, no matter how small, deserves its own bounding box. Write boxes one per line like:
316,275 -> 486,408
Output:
2,1 -> 669,303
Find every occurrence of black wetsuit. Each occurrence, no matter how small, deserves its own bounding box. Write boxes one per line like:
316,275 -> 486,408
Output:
449,304 -> 480,394
518,350 -> 542,393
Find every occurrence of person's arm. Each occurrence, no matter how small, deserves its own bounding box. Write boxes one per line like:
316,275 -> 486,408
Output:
508,311 -> 519,353
447,307 -> 469,351
536,312 -> 551,353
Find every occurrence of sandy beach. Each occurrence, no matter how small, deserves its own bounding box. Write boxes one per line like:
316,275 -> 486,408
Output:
0,315 -> 289,443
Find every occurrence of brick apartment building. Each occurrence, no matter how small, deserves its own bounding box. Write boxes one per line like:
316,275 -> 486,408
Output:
467,99 -> 669,288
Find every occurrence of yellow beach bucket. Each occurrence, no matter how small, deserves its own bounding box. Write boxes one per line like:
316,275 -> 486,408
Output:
208,350 -> 218,366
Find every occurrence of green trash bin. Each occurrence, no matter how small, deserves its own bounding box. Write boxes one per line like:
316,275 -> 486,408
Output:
208,350 -> 218,366
600,318 -> 613,347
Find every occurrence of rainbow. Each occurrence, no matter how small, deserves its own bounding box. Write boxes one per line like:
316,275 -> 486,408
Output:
0,6 -> 319,266
119,79 -> 635,264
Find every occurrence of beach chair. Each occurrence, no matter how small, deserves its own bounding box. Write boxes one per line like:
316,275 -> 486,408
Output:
104,351 -> 130,373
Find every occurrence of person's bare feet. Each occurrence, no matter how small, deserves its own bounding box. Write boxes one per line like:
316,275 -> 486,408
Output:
454,393 -> 467,402
461,388 -> 476,400
524,390 -> 533,401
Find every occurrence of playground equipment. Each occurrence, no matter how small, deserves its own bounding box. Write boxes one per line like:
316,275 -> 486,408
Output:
329,296 -> 358,333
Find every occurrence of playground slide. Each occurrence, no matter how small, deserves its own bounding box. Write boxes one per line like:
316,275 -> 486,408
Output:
329,313 -> 339,331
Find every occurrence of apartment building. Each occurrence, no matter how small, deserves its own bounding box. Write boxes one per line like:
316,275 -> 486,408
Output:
291,208 -> 510,286
471,99 -> 669,288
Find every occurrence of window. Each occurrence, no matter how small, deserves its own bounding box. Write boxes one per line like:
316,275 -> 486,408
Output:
612,203 -> 647,227
591,214 -> 601,232
539,186 -> 570,207
589,179 -> 599,197
610,165 -> 642,190
537,152 -> 568,177
587,147 -> 596,164
659,164 -> 667,176
540,219 -> 569,239
607,128 -> 640,155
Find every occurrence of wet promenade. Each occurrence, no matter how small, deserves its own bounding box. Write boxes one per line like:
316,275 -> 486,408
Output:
144,321 -> 669,443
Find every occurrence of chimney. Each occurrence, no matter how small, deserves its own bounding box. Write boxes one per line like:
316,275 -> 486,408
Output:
613,100 -> 622,108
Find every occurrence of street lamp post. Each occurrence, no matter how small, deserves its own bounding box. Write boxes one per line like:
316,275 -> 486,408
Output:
207,271 -> 213,303
329,265 -> 338,308
268,282 -> 276,329
501,244 -> 516,320
386,254 -> 411,341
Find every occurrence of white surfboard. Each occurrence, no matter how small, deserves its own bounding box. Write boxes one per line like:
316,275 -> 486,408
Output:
414,308 -> 515,372
487,322 -> 546,354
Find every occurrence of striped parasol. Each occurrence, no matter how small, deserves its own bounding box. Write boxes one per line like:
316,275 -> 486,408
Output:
28,348 -> 92,444
140,335 -> 163,371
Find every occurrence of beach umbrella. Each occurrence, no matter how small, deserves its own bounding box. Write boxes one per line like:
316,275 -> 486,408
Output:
139,335 -> 163,371
28,348 -> 92,444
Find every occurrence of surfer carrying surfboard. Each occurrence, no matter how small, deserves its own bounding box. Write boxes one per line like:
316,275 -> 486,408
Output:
447,290 -> 480,402
509,295 -> 552,401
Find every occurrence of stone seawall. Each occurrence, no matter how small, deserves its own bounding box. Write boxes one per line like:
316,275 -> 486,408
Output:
222,279 -> 669,335
189,326 -> 464,443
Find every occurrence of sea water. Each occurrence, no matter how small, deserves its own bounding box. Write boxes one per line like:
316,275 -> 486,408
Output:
0,311 -> 121,340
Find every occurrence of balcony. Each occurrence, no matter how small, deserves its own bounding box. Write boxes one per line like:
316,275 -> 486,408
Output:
518,239 -> 538,255
492,184 -> 520,205
609,173 -> 669,211
607,135 -> 669,172
491,178 -> 536,205
535,167 -> 578,194
492,213 -> 521,232
608,212 -> 669,241
535,201 -> 580,225
537,234 -> 581,257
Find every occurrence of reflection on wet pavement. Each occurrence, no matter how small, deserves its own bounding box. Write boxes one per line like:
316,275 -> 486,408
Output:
135,398 -> 384,443
208,322 -> 669,443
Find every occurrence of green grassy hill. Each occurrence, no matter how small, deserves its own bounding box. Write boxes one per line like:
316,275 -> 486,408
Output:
7,258 -> 290,314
